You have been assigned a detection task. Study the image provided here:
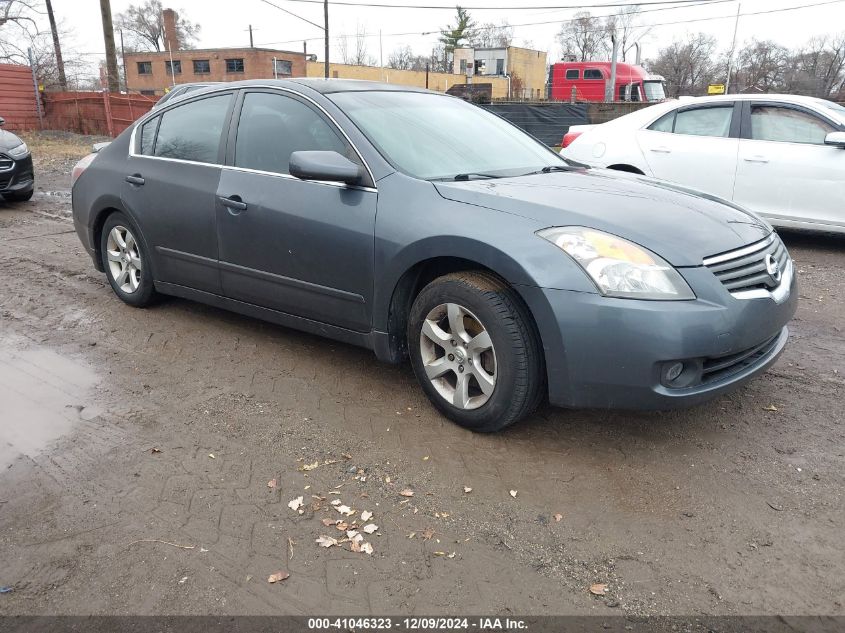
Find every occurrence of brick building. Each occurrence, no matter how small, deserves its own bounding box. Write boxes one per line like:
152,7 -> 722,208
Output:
123,8 -> 310,95
124,47 -> 311,95
452,46 -> 548,100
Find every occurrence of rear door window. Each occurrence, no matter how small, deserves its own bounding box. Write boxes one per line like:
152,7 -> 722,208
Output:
139,116 -> 159,155
153,94 -> 232,164
750,105 -> 835,144
673,106 -> 733,138
648,111 -> 675,132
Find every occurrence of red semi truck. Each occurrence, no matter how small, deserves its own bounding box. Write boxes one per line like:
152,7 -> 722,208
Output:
549,61 -> 666,103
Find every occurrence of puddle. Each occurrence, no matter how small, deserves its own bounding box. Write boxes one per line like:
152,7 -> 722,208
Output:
0,337 -> 100,469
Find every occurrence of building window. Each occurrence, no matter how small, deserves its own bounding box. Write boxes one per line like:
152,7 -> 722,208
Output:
274,59 -> 293,76
459,59 -> 467,74
140,89 -> 156,96
165,60 -> 181,75
137,61 -> 152,75
193,59 -> 210,74
225,58 -> 245,73
496,58 -> 504,75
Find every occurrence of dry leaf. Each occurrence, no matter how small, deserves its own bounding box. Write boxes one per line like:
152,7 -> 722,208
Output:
300,461 -> 319,471
589,583 -> 608,596
422,456 -> 430,461
399,489 -> 414,497
385,476 -> 391,484
553,513 -> 563,522
362,524 -> 378,534
360,542 -> 373,555
288,496 -> 304,512
361,511 -> 373,521
408,532 -> 417,539
267,479 -> 277,489
509,490 -> 518,498
335,504 -> 354,516
342,453 -> 352,460
267,570 -> 289,583
330,499 -> 341,506
763,405 -> 778,412
150,447 -> 162,454
321,518 -> 337,527
208,453 -> 215,459
433,551 -> 446,556
346,529 -> 360,539
447,552 -> 456,559
316,535 -> 338,548
422,527 -> 435,541
335,521 -> 349,531
463,486 -> 472,493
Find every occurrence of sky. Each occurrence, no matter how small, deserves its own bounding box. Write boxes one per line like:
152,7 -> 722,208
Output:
19,0 -> 845,77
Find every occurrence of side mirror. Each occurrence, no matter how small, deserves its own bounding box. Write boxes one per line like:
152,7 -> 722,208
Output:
0,117 -> 5,127
824,131 -> 845,148
289,150 -> 363,185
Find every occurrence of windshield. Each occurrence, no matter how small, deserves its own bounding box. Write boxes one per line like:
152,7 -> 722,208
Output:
329,91 -> 565,180
643,81 -> 666,102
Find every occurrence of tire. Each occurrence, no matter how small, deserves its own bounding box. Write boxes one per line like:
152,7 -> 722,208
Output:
408,271 -> 544,432
5,189 -> 34,202
100,212 -> 157,307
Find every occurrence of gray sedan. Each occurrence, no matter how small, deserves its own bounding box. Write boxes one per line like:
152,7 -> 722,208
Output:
70,79 -> 797,432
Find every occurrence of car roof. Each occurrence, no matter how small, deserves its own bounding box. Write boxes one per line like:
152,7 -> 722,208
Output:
178,77 -> 433,95
674,93 -> 831,106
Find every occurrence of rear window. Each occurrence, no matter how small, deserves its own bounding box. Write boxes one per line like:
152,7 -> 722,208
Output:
565,69 -> 579,80
648,111 -> 675,132
584,69 -> 603,80
139,116 -> 159,155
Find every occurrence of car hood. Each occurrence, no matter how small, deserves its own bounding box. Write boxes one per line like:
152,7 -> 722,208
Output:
0,128 -> 24,153
433,169 -> 771,267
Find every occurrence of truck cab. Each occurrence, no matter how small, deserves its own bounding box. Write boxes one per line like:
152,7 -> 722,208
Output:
549,62 -> 666,103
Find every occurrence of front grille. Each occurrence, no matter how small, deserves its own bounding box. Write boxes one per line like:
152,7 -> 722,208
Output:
0,156 -> 13,171
703,234 -> 789,294
701,333 -> 781,384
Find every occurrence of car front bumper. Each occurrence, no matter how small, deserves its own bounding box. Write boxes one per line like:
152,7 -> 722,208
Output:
0,154 -> 34,195
520,263 -> 798,410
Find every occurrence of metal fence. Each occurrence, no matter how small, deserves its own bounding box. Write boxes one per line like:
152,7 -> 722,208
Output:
0,62 -> 41,131
483,102 -> 590,146
43,92 -> 158,136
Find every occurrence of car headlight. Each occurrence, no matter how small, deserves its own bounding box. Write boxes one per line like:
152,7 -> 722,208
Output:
7,142 -> 29,158
537,226 -> 695,300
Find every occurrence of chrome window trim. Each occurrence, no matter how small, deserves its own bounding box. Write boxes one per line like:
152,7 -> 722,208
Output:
702,233 -> 776,266
128,84 -> 377,189
730,258 -> 793,304
221,164 -> 377,193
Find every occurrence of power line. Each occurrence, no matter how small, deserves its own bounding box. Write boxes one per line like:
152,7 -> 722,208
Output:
256,0 -> 845,46
255,0 -> 750,9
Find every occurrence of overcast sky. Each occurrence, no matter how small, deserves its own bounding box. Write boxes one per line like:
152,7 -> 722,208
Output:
39,0 -> 845,74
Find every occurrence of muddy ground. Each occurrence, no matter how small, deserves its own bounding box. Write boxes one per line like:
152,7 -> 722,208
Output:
0,132 -> 843,617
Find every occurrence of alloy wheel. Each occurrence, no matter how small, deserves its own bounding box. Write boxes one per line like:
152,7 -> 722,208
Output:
419,302 -> 497,410
106,225 -> 143,294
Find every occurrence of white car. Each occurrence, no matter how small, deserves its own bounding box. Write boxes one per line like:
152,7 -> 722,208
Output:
561,94 -> 845,234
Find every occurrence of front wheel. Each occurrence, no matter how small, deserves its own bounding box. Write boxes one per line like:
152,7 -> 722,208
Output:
408,272 -> 544,432
100,212 -> 158,307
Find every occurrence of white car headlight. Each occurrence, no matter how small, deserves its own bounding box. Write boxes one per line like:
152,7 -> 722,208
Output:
7,142 -> 29,158
537,227 -> 695,300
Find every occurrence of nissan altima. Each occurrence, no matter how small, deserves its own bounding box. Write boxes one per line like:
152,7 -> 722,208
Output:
71,79 -> 797,432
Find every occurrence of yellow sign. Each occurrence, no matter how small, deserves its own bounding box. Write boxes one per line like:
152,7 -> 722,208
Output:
707,84 -> 726,95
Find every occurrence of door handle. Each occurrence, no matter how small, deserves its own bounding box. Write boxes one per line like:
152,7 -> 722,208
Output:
218,195 -> 247,211
744,156 -> 769,163
125,174 -> 145,185
649,146 -> 671,154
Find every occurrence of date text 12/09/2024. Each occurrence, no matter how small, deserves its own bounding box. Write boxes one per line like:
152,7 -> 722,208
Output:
307,618 -> 528,630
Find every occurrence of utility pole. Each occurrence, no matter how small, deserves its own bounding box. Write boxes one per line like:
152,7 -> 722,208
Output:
44,0 -> 66,89
248,24 -> 254,47
99,0 -> 120,92
119,29 -> 128,92
606,31 -> 618,102
725,2 -> 741,94
323,0 -> 329,78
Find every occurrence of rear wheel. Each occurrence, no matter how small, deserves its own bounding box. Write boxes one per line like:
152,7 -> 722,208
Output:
100,212 -> 157,307
408,272 -> 544,432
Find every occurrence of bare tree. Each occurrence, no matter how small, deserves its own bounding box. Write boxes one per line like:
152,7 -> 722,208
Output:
470,21 -> 513,49
557,12 -> 606,62
604,5 -> 650,62
337,22 -> 375,66
115,0 -> 199,52
648,33 -> 719,97
387,45 -> 414,70
786,33 -> 845,97
731,39 -> 790,93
